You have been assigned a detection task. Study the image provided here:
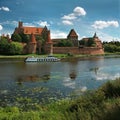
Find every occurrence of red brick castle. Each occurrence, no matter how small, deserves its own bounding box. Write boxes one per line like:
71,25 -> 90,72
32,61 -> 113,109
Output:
12,21 -> 104,55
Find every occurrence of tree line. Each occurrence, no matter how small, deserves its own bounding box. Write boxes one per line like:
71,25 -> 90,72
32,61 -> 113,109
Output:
103,41 -> 120,53
0,36 -> 23,55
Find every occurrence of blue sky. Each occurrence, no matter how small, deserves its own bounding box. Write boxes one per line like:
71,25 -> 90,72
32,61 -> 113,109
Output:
0,0 -> 120,41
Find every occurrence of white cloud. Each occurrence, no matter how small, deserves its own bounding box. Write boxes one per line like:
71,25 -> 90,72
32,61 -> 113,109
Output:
0,6 -> 10,12
37,21 -> 50,27
0,25 -> 3,31
62,20 -> 73,25
1,21 -> 18,26
92,20 -> 119,29
61,6 -> 86,26
20,20 -> 50,27
51,30 -> 67,39
73,6 -> 86,16
96,31 -> 120,42
24,22 -> 35,27
62,13 -> 77,20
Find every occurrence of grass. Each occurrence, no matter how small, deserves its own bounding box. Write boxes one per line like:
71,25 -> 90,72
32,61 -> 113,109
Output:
1,78 -> 120,120
0,52 -> 120,60
0,54 -> 68,59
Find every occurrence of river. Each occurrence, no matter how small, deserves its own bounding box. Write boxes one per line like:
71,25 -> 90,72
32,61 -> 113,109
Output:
0,56 -> 120,106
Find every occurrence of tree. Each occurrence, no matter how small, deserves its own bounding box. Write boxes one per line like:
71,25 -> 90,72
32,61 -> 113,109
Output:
103,41 -> 120,53
20,33 -> 30,43
87,38 -> 95,47
0,37 -> 9,54
9,42 -> 23,55
57,40 -> 73,47
11,34 -> 22,42
79,39 -> 86,46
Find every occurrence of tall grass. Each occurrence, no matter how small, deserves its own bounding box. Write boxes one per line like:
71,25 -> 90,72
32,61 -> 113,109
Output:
1,78 -> 120,120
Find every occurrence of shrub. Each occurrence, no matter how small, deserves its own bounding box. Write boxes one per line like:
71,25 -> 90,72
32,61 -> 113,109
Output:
99,78 -> 120,98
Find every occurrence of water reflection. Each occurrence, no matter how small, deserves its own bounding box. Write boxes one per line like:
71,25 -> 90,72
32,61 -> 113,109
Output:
89,67 -> 99,75
17,74 -> 50,85
69,72 -> 77,79
1,56 -> 120,106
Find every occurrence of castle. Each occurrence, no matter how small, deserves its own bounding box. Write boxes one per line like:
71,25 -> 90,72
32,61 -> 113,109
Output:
12,21 -> 104,55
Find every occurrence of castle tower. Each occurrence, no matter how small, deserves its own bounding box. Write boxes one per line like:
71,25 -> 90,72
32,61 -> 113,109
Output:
47,30 -> 52,44
45,30 -> 53,55
18,21 -> 23,28
67,29 -> 78,40
93,32 -> 103,48
67,29 -> 79,46
28,33 -> 37,54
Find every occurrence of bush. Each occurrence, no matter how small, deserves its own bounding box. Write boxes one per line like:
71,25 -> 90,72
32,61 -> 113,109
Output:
99,78 -> 120,98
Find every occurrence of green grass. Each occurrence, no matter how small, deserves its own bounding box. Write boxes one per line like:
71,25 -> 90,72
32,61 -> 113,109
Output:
1,79 -> 120,120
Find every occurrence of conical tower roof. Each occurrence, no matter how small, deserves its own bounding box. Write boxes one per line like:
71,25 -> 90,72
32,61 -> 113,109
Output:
67,29 -> 78,38
93,32 -> 97,38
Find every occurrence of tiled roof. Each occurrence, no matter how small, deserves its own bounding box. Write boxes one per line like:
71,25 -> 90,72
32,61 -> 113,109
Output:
23,27 -> 43,35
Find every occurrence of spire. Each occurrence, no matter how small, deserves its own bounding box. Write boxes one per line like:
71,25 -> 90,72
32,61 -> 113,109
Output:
93,32 -> 97,38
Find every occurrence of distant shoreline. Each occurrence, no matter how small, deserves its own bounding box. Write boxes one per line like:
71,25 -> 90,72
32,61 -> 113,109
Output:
0,53 -> 120,59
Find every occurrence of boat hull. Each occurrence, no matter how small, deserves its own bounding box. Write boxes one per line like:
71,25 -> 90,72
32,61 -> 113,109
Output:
25,56 -> 60,62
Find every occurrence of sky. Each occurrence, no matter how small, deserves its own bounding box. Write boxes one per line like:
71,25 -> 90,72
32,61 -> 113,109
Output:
0,0 -> 120,41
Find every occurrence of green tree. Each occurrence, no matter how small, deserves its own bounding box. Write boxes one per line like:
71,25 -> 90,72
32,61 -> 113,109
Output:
79,39 -> 86,46
57,40 -> 73,47
11,34 -> 22,42
20,33 -> 30,43
0,37 -> 10,54
9,42 -> 23,55
87,38 -> 95,47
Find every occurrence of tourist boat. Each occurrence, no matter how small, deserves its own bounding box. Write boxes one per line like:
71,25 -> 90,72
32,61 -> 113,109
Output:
25,56 -> 60,62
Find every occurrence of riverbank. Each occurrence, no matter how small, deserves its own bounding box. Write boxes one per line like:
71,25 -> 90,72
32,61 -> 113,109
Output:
0,52 -> 120,59
0,78 -> 120,120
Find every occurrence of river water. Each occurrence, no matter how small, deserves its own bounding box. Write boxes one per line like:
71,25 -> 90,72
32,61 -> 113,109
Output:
0,56 -> 120,106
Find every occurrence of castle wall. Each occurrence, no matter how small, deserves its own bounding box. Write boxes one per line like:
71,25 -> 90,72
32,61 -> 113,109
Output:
52,47 -> 104,55
27,43 -> 37,54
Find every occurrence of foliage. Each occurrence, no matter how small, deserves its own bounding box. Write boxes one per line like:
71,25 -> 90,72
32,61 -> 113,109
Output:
56,39 -> 73,47
0,37 -> 10,54
1,78 -> 120,120
103,41 -> 120,53
99,78 -> 120,98
87,38 -> 96,47
11,34 -> 22,42
11,33 -> 30,43
9,42 -> 23,55
79,38 -> 96,47
0,37 -> 23,55
20,33 -> 30,43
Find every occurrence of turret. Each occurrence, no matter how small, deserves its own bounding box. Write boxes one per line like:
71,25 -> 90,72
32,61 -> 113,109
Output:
30,33 -> 37,43
47,30 -> 52,43
93,32 -> 98,38
28,33 -> 37,54
18,21 -> 23,28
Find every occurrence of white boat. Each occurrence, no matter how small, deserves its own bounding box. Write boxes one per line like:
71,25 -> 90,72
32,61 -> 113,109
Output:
25,56 -> 60,62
